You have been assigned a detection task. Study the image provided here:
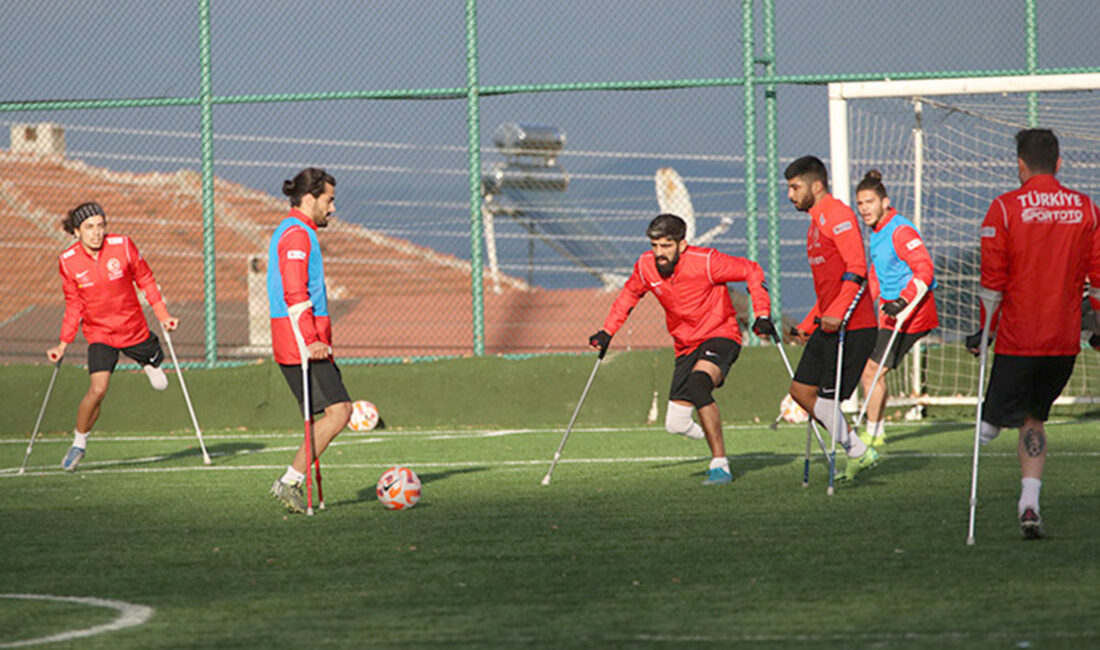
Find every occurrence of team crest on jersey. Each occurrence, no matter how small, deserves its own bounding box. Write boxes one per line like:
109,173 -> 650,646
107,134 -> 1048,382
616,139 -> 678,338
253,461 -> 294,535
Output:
106,257 -> 123,280
819,215 -> 826,225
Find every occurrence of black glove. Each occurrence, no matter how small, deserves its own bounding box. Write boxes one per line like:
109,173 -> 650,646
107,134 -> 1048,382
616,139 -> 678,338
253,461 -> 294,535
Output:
881,297 -> 908,318
588,330 -> 612,357
1091,332 -> 1100,351
965,329 -> 993,356
752,316 -> 777,340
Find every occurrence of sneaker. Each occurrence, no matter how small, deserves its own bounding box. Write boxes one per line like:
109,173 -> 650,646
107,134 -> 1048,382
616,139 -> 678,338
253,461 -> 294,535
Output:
1019,508 -> 1045,540
143,364 -> 168,391
702,466 -> 733,485
857,430 -> 874,447
270,478 -> 306,514
837,446 -> 881,481
61,446 -> 85,472
871,433 -> 887,448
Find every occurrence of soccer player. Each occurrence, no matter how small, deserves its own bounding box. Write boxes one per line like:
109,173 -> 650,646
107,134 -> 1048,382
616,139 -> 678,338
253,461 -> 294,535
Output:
588,213 -> 773,485
784,156 -> 880,481
854,170 -> 938,447
267,168 -> 352,514
46,201 -> 179,472
967,129 -> 1100,539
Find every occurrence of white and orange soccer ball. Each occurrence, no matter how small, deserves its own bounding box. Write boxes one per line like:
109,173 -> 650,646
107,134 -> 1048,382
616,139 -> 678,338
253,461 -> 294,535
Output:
348,400 -> 380,431
779,393 -> 809,424
376,466 -> 421,510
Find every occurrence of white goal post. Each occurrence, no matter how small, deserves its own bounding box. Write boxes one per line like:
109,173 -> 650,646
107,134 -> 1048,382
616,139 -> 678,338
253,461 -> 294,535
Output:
828,73 -> 1100,411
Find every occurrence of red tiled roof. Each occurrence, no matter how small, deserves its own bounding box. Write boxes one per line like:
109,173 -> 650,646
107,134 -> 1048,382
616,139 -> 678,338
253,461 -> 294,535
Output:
0,152 -> 676,361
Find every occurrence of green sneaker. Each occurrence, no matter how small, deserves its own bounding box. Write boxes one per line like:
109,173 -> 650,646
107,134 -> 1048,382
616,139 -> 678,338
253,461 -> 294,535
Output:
838,446 -> 881,481
871,432 -> 887,448
270,478 -> 306,514
857,431 -> 874,447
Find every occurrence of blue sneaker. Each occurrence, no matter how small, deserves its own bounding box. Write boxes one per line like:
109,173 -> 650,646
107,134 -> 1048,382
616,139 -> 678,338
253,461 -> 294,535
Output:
702,465 -> 733,485
62,446 -> 85,472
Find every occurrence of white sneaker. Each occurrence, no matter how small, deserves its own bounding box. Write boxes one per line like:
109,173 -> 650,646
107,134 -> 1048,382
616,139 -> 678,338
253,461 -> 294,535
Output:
143,364 -> 168,391
979,421 -> 1000,445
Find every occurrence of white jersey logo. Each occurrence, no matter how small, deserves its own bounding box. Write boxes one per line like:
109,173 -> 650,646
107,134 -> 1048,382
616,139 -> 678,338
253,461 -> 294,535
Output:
75,269 -> 89,279
905,239 -> 923,251
980,226 -> 997,239
832,221 -> 852,236
106,236 -> 124,245
287,250 -> 307,261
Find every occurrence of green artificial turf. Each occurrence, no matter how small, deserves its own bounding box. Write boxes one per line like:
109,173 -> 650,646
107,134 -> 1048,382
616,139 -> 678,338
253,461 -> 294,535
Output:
2,419 -> 1098,648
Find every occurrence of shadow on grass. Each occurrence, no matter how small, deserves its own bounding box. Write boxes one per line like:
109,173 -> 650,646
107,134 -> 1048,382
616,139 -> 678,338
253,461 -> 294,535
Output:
889,421 -> 970,446
329,466 -> 490,508
125,441 -> 266,467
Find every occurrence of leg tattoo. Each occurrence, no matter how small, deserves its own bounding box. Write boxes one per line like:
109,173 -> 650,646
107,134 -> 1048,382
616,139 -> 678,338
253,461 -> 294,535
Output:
1022,427 -> 1045,458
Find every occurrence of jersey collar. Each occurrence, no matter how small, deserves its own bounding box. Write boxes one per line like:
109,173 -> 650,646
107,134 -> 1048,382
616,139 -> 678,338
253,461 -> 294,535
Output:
289,208 -> 319,231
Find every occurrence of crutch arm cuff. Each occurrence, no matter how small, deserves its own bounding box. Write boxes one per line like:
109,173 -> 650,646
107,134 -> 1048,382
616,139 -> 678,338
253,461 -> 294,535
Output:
287,300 -> 313,318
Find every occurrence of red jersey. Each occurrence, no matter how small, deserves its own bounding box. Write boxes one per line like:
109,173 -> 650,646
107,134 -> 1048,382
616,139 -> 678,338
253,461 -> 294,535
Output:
58,234 -> 169,348
867,209 -> 939,334
980,174 -> 1100,356
602,246 -> 770,356
797,194 -> 876,333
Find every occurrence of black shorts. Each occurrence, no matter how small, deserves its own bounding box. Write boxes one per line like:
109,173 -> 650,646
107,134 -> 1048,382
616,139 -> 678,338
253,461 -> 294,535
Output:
87,334 -> 164,374
793,327 -> 877,400
982,354 -> 1076,427
669,337 -> 741,401
279,359 -> 351,416
871,328 -> 930,370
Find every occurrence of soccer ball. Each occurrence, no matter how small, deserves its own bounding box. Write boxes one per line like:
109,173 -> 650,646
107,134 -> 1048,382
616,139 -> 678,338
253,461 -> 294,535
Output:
349,400 -> 380,431
376,466 -> 421,510
779,393 -> 809,424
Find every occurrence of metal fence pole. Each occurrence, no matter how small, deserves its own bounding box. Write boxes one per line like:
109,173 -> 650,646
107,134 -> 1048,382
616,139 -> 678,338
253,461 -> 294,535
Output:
198,0 -> 217,366
466,0 -> 485,356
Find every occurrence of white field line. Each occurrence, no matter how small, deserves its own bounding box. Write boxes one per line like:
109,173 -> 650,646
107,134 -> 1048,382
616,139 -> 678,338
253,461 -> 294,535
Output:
5,447 -> 1100,480
3,421 -> 1098,478
0,418 -> 1087,445
0,594 -> 153,648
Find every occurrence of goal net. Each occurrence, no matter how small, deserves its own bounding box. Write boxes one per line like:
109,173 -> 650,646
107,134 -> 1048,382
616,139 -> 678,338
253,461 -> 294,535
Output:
829,74 -> 1100,412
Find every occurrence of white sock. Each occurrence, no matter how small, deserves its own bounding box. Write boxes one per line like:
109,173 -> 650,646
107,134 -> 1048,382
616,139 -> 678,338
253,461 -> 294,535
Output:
1019,477 -> 1042,516
869,420 -> 885,439
281,466 -> 305,485
73,431 -> 89,449
708,457 -> 729,471
813,398 -> 866,457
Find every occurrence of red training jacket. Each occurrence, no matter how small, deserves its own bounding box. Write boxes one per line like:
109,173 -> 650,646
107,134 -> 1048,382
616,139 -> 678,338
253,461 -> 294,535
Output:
868,208 -> 939,334
798,193 -> 876,334
270,214 -> 333,365
58,235 -> 169,348
602,246 -> 771,356
980,174 -> 1100,356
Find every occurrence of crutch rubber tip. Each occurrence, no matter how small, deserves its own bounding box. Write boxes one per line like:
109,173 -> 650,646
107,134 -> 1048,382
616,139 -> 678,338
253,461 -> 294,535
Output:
17,468 -> 25,476
768,422 -> 779,430
319,502 -> 326,510
826,486 -> 835,496
203,456 -> 212,465
966,537 -> 975,546
306,508 -> 314,516
540,475 -> 552,486
801,481 -> 809,488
